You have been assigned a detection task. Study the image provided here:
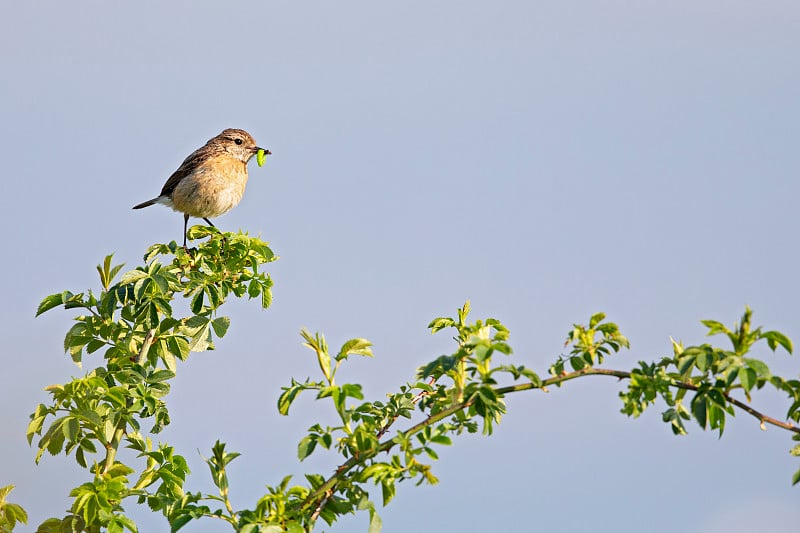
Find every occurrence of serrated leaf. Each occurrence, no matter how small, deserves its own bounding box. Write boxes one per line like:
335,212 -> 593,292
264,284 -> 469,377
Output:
190,291 -> 204,314
740,367 -> 757,392
0,484 -> 15,501
148,370 -> 176,383
247,280 -> 261,298
695,351 -> 712,373
168,337 -> 190,361
342,383 -> 364,400
170,513 -> 194,532
278,381 -> 308,416
691,394 -> 708,429
2,501 -> 28,527
569,355 -> 586,370
118,270 -> 149,285
261,286 -> 272,309
211,316 -> 230,338
589,312 -> 606,328
745,358 -> 771,377
428,317 -> 455,333
762,330 -> 793,354
187,323 -> 212,352
336,338 -> 373,361
701,320 -> 729,335
63,417 -> 80,442
297,435 -> 317,461
36,292 -> 69,317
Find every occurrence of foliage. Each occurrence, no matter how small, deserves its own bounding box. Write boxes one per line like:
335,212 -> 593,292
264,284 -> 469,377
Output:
0,486 -> 28,533
6,229 -> 800,531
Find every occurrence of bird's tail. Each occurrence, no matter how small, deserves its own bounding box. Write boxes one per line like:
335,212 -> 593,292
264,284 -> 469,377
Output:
132,198 -> 158,210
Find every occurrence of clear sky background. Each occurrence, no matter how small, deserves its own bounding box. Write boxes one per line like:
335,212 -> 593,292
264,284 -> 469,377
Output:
2,2 -> 799,532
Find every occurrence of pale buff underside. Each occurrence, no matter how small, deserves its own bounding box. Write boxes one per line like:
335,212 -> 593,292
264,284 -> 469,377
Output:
160,158 -> 249,218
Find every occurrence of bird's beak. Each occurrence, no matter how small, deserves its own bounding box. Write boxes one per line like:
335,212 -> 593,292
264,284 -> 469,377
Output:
256,147 -> 272,155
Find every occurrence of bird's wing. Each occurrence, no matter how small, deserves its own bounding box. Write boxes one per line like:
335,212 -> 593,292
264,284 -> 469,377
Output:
158,149 -> 203,197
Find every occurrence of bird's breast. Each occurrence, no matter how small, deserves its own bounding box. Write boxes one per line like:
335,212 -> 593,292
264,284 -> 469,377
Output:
170,157 -> 248,218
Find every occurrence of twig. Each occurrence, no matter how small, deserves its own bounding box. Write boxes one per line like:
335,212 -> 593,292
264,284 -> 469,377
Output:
135,329 -> 157,366
376,377 -> 437,439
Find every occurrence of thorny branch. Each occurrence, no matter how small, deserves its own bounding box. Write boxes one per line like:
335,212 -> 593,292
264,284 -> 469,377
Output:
302,365 -> 799,521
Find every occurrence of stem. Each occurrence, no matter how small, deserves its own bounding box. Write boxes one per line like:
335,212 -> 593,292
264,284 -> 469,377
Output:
136,329 -> 156,366
102,329 -> 156,475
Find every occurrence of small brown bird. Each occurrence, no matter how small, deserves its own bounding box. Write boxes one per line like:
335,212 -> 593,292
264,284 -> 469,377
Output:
133,128 -> 270,247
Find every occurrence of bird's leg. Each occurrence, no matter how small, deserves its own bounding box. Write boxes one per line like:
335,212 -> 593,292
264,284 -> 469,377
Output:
183,213 -> 190,251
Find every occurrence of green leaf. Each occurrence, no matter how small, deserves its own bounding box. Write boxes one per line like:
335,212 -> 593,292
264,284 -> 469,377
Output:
247,280 -> 261,298
278,380 -> 309,416
0,484 -> 14,501
4,503 -> 28,527
211,316 -> 230,338
708,404 -> 726,434
474,344 -> 493,363
168,337 -> 190,361
691,394 -> 708,429
367,503 -> 383,533
119,269 -> 149,285
63,417 -> 80,443
261,285 -> 272,309
184,318 -> 212,352
110,514 -> 138,533
297,435 -> 317,461
36,292 -> 71,316
695,350 -> 712,373
521,368 -> 541,387
701,319 -> 729,336
428,317 -> 455,333
762,330 -> 793,354
589,312 -> 606,328
569,355 -> 586,371
170,513 -> 194,532
745,358 -> 771,377
190,290 -> 204,314
148,370 -> 176,383
739,367 -> 757,392
342,383 -> 364,400
418,355 -> 458,379
336,338 -> 373,361
430,435 -> 452,446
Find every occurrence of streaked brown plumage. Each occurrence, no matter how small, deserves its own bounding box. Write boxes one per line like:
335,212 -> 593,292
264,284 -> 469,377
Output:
133,128 -> 270,247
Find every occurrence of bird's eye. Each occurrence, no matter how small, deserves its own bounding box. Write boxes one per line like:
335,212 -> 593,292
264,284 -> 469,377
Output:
234,138 -> 243,145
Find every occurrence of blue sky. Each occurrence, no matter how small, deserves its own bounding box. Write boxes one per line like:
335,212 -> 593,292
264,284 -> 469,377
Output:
1,2 -> 799,532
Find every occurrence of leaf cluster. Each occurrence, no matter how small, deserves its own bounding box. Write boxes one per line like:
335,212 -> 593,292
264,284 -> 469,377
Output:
26,229 -> 276,532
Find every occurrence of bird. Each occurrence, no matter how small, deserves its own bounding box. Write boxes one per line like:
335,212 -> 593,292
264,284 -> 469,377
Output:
133,128 -> 270,248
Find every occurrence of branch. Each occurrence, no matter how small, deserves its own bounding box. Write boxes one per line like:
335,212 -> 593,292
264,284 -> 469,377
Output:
301,365 -> 798,515
495,368 -> 799,433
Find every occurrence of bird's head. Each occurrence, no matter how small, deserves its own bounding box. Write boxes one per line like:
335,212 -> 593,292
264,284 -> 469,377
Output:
213,128 -> 271,163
